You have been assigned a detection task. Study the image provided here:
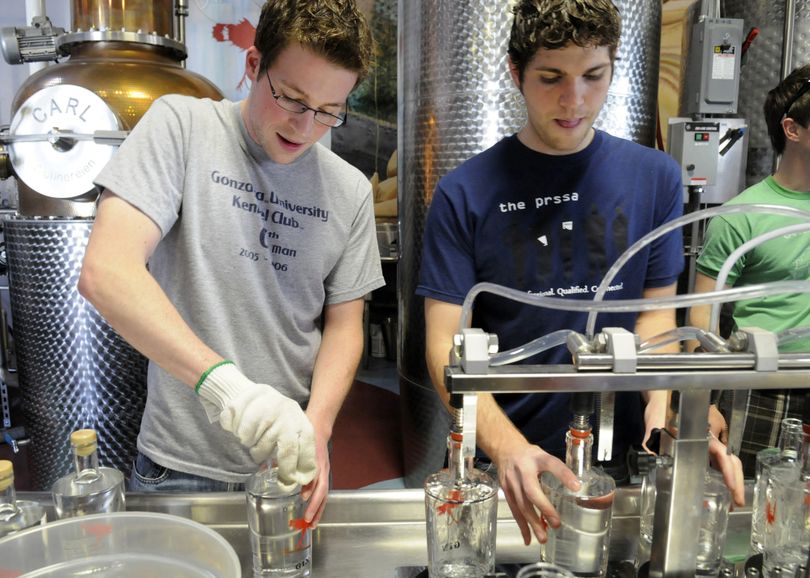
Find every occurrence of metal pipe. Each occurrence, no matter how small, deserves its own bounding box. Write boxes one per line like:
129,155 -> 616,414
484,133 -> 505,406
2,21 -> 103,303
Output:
773,0 -> 797,174
445,364 -> 810,395
174,0 -> 188,67
781,0 -> 796,80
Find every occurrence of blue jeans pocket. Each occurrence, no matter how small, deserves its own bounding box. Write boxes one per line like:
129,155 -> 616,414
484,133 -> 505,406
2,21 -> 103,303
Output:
130,452 -> 170,489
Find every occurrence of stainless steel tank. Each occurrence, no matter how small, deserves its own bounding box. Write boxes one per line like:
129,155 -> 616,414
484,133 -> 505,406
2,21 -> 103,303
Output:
4,218 -> 149,488
398,0 -> 663,487
723,0 -> 810,186
4,0 -> 222,489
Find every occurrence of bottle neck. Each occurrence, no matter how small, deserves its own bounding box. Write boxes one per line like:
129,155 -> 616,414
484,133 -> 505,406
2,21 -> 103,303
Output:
447,432 -> 472,483
566,426 -> 593,479
0,480 -> 19,520
73,447 -> 102,483
778,418 -> 804,461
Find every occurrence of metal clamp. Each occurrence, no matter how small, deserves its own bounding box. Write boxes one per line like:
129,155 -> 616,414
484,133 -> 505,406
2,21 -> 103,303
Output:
452,328 -> 498,374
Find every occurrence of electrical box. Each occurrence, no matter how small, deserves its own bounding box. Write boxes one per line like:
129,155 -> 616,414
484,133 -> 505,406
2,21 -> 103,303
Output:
668,120 -> 720,194
681,18 -> 744,115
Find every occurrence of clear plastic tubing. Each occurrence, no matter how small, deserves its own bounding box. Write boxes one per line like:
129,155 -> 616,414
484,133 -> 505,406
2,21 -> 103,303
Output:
638,326 -> 708,354
489,329 -> 573,366
586,204 -> 810,338
777,326 -> 810,346
459,280 -> 810,335
710,222 -> 810,332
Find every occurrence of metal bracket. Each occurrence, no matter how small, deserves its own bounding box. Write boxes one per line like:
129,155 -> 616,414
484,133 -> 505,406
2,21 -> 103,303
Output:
596,328 -> 639,461
453,328 -> 498,374
739,327 -> 779,371
0,129 -> 129,146
603,327 -> 639,373
0,379 -> 10,429
461,394 -> 478,462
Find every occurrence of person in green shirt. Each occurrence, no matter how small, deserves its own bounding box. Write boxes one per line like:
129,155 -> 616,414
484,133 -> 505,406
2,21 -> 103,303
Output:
690,63 -> 810,475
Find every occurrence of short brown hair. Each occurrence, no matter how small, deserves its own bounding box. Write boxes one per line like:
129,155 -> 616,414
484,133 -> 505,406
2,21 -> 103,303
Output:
508,0 -> 621,83
763,64 -> 810,155
254,0 -> 375,83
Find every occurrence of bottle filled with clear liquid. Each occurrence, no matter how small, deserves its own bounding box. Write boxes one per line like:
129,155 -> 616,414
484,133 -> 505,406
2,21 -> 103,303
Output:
51,429 -> 125,519
540,419 -> 615,577
246,459 -> 312,577
0,459 -> 46,538
424,431 -> 498,578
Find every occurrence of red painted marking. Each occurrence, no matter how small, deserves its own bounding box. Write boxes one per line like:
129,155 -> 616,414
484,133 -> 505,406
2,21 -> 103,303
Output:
288,517 -> 314,550
765,498 -> 776,525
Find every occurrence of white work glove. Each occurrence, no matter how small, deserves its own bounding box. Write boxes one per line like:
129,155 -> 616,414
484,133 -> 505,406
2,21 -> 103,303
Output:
197,362 -> 317,487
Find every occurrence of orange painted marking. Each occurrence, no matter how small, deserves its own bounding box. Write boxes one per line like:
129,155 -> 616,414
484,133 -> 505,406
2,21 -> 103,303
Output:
81,522 -> 113,540
436,489 -> 463,523
288,518 -> 314,551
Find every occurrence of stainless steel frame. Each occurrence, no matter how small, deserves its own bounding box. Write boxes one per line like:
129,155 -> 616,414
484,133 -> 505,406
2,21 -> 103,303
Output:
445,334 -> 810,578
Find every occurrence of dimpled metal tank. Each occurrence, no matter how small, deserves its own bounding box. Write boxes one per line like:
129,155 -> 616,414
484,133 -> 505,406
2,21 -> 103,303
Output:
5,0 -> 222,489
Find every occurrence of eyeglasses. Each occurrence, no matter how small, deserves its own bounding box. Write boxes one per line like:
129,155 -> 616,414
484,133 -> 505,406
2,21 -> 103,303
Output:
783,78 -> 810,119
265,70 -> 347,128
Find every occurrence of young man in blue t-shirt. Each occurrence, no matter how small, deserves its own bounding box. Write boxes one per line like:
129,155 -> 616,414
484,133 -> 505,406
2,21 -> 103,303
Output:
417,0 -> 744,546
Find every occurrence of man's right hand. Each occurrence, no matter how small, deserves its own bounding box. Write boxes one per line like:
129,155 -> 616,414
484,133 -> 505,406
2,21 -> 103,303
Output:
197,362 -> 317,487
495,441 -> 581,545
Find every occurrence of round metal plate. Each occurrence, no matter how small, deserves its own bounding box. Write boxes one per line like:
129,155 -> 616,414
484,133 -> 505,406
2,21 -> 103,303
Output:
8,84 -> 119,198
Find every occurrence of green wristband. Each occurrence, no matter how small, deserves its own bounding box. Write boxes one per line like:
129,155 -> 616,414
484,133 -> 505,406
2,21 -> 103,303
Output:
195,359 -> 235,394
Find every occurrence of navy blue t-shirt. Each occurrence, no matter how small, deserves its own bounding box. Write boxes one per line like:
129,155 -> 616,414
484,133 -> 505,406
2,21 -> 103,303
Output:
417,131 -> 684,460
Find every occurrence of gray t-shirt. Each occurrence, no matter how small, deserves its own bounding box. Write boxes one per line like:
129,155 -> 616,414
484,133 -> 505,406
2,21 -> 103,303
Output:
95,95 -> 384,482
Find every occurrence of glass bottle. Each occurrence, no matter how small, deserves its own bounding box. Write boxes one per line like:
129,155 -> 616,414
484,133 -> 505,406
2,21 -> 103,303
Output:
637,462 -> 730,575
696,468 -> 732,576
424,430 -> 499,578
540,419 -> 615,577
246,458 -> 312,577
0,459 -> 46,538
751,418 -> 805,555
50,429 -> 125,519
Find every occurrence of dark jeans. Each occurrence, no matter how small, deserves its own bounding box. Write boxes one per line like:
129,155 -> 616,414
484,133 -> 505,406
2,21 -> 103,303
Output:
128,451 -> 245,492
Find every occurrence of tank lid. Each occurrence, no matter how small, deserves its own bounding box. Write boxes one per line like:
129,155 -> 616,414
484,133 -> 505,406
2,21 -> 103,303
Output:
8,84 -> 119,198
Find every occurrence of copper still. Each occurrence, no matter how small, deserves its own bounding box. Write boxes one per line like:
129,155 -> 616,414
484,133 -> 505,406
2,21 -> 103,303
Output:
1,0 -> 223,489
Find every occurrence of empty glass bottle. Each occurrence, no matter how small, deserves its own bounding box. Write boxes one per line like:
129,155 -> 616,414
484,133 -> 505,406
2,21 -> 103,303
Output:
751,418 -> 805,557
540,419 -> 615,577
696,468 -> 732,576
0,460 -> 46,538
51,429 -> 125,519
246,459 -> 312,577
424,431 -> 498,578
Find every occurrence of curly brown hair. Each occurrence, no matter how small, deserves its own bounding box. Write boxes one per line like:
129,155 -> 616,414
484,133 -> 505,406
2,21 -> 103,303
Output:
508,0 -> 621,83
764,64 -> 810,155
254,0 -> 375,83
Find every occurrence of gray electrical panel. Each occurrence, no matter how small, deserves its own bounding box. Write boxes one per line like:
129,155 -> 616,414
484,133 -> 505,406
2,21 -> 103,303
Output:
681,18 -> 744,115
668,120 -> 721,195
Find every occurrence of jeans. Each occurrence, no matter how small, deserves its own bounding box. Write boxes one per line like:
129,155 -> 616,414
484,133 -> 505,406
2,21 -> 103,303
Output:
128,451 -> 245,493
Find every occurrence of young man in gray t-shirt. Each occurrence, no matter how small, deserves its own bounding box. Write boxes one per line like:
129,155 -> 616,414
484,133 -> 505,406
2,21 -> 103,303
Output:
80,0 -> 383,527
